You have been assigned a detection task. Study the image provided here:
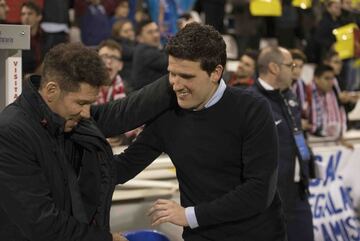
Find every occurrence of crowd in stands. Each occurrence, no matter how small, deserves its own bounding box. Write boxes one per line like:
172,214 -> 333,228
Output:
1,0 -> 360,147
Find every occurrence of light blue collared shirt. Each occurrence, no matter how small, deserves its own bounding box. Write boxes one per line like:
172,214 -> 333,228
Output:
185,79 -> 226,229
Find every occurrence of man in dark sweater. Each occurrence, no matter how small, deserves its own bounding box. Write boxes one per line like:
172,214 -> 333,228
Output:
250,46 -> 314,241
118,23 -> 286,241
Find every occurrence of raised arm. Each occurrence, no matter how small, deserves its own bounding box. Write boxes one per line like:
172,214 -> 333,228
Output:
91,75 -> 174,137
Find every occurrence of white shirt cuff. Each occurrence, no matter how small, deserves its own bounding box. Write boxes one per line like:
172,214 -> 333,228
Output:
185,206 -> 199,229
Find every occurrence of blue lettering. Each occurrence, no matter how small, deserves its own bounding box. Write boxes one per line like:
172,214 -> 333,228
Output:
345,217 -> 360,240
324,151 -> 342,186
322,223 -> 334,241
340,186 -> 354,211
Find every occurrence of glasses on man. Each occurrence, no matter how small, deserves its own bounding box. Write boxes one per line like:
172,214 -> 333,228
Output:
99,54 -> 122,62
280,62 -> 297,71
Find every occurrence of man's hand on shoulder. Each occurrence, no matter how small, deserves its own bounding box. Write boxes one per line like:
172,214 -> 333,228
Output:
112,232 -> 128,241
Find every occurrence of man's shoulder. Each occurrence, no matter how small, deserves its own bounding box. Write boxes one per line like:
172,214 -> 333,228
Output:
0,104 -> 33,134
225,86 -> 270,106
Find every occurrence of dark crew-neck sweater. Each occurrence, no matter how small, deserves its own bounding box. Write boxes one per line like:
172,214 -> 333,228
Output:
118,87 -> 286,241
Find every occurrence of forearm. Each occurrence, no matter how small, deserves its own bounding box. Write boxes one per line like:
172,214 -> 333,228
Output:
91,75 -> 174,137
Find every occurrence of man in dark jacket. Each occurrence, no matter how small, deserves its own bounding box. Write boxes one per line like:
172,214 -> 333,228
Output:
250,46 -> 314,241
0,43 -> 174,241
130,20 -> 168,90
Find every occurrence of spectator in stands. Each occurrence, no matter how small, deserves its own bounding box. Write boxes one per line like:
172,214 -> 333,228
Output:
177,12 -> 196,29
117,23 -> 286,241
0,0 -> 7,21
0,0 -> 9,23
227,49 -> 258,88
323,50 -> 358,112
110,0 -> 130,26
307,65 -> 351,146
97,39 -> 126,104
290,49 -> 311,130
306,0 -> 347,63
41,0 -> 69,54
112,19 -> 136,87
130,20 -> 168,90
250,46 -> 315,241
0,42 -> 175,241
80,0 -> 111,46
97,39 -> 139,146
20,1 -> 44,76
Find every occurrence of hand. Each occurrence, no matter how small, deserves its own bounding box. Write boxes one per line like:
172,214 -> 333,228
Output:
112,232 -> 128,241
107,137 -> 123,147
147,199 -> 188,227
338,138 -> 354,150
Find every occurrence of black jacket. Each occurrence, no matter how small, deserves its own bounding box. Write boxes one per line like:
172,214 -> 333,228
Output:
250,81 -> 313,212
130,43 -> 168,90
0,75 -> 174,241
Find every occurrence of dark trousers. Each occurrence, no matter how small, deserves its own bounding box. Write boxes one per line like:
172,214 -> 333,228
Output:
283,183 -> 314,241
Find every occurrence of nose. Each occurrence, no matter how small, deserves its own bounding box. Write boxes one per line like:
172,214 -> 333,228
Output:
80,105 -> 91,119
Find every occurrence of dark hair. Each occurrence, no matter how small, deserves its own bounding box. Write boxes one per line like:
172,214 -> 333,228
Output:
314,64 -> 334,77
112,19 -> 133,38
257,47 -> 284,74
21,1 -> 42,15
322,50 -> 339,63
290,49 -> 307,62
42,43 -> 110,91
166,22 -> 226,75
98,39 -> 122,55
135,19 -> 154,36
242,49 -> 258,62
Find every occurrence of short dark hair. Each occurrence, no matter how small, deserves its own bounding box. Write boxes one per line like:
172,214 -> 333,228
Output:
166,22 -> 227,76
257,47 -> 284,74
98,39 -> 122,56
242,49 -> 258,62
42,43 -> 110,92
135,19 -> 154,36
21,1 -> 42,15
314,64 -> 334,77
290,49 -> 307,63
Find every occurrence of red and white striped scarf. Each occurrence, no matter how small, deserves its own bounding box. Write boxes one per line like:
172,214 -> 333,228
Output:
96,75 -> 126,105
310,80 -> 347,138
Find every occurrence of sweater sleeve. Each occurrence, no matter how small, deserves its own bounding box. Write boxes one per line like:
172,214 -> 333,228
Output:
195,97 -> 279,226
113,121 -> 164,184
91,74 -> 175,137
0,127 -> 112,241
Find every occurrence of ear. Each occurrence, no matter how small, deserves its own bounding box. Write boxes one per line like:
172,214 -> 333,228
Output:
210,65 -> 224,83
42,81 -> 61,104
268,62 -> 279,75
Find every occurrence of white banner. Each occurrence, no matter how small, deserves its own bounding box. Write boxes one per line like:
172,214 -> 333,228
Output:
310,144 -> 360,241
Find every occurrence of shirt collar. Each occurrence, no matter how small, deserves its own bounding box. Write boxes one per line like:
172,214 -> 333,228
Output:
258,78 -> 275,91
204,79 -> 226,109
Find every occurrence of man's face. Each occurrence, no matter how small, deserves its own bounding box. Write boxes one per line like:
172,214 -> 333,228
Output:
137,22 -> 161,47
168,55 -> 221,111
327,2 -> 342,18
315,71 -> 335,93
49,83 -> 99,132
120,22 -> 135,41
99,46 -> 123,80
0,0 -> 9,21
325,55 -> 342,75
236,54 -> 255,79
115,2 -> 129,18
291,59 -> 304,81
20,6 -> 42,29
277,49 -> 294,90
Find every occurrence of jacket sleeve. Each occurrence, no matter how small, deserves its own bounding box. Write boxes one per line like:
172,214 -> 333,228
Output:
194,97 -> 279,226
0,127 -> 112,241
91,74 -> 174,137
113,121 -> 163,184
